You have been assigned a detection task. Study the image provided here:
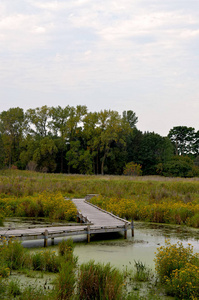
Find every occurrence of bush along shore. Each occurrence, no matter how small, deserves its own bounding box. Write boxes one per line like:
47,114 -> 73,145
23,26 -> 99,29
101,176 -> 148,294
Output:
0,238 -> 198,299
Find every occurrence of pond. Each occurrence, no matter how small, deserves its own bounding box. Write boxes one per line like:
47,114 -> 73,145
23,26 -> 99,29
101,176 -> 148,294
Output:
2,219 -> 198,299
5,219 -> 198,271
74,222 -> 199,270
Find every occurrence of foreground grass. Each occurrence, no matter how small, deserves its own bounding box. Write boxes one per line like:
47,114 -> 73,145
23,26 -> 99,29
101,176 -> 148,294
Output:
0,239 -> 198,299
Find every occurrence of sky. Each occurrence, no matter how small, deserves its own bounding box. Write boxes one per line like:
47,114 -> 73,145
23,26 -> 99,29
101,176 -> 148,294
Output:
0,0 -> 199,136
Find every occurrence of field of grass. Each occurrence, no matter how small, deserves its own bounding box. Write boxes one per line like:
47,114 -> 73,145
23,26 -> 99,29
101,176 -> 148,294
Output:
0,169 -> 198,227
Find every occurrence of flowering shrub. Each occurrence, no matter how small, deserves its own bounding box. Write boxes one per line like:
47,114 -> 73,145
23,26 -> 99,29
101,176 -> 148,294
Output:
90,195 -> 199,227
90,195 -> 137,220
166,263 -> 199,299
155,240 -> 199,299
0,192 -> 77,221
123,162 -> 142,176
154,240 -> 196,282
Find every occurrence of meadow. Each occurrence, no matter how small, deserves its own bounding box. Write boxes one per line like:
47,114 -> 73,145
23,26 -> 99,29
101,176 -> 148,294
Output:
0,169 -> 198,227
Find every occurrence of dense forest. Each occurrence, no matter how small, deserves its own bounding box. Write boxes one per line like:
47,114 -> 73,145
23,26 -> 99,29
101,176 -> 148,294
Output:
0,106 -> 198,177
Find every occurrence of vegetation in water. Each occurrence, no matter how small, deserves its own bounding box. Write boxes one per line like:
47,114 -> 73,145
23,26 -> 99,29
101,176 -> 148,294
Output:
0,238 -> 199,299
77,260 -> 125,300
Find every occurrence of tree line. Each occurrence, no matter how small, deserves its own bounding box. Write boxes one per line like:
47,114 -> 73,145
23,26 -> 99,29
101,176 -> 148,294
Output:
0,106 -> 198,177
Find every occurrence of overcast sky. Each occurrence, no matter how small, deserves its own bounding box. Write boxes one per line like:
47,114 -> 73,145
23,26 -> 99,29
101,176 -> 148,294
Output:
0,0 -> 199,136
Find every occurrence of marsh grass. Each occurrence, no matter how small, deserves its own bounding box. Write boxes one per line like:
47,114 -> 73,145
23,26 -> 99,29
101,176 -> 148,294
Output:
133,261 -> 152,282
77,260 -> 125,300
8,278 -> 21,297
19,285 -> 54,300
0,277 -> 7,296
0,213 -> 4,226
55,261 -> 76,300
32,250 -> 61,273
20,269 -> 44,279
0,239 -> 29,271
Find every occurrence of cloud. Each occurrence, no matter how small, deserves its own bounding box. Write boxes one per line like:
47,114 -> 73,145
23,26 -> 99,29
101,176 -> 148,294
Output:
0,0 -> 199,134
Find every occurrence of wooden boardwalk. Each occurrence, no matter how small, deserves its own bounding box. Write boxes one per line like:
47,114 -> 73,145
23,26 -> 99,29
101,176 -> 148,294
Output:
0,198 -> 133,246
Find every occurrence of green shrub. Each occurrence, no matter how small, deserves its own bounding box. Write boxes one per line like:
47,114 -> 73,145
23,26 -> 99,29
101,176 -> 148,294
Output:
32,252 -> 45,271
3,240 -> 26,270
58,239 -> 78,266
32,250 -> 60,272
123,162 -> 142,176
166,263 -> 199,299
58,238 -> 75,257
77,261 -> 125,300
189,213 -> 199,228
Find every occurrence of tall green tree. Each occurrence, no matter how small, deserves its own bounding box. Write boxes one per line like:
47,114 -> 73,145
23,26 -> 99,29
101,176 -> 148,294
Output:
66,105 -> 87,173
49,106 -> 71,172
26,105 -> 50,137
138,132 -> 173,175
122,110 -> 138,128
33,137 -> 58,172
98,110 -> 131,175
82,112 -> 100,174
0,107 -> 25,167
168,126 -> 196,156
0,134 -> 5,168
126,128 -> 143,164
193,130 -> 199,156
162,155 -> 195,177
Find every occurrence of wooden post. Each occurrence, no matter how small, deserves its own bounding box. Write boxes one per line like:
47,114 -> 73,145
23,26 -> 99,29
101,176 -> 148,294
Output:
51,237 -> 54,246
77,214 -> 80,223
44,229 -> 48,247
131,220 -> 134,237
87,224 -> 90,243
80,213 -> 83,224
124,222 -> 127,239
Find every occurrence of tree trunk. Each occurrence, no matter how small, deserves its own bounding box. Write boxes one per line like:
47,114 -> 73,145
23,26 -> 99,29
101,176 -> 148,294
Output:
101,147 -> 109,175
60,150 -> 63,173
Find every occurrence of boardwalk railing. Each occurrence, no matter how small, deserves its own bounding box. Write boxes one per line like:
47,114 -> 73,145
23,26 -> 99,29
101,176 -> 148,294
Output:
0,196 -> 134,247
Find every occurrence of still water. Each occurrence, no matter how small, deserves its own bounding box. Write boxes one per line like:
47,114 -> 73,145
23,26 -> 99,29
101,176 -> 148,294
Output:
15,220 -> 199,270
74,222 -> 199,270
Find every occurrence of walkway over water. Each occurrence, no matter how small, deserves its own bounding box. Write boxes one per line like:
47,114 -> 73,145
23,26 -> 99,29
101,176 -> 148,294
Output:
0,198 -> 133,246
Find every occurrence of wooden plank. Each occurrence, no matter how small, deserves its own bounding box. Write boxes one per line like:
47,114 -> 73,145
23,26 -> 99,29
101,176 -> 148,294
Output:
0,197 -> 134,244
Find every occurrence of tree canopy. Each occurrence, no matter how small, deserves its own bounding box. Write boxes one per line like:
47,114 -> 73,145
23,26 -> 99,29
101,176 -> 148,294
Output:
0,106 -> 198,177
